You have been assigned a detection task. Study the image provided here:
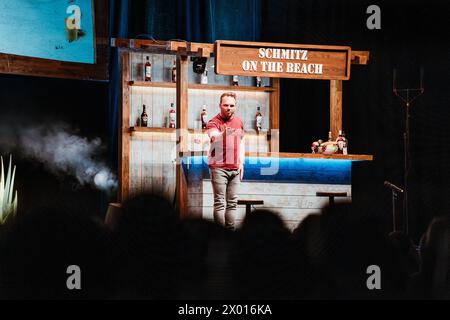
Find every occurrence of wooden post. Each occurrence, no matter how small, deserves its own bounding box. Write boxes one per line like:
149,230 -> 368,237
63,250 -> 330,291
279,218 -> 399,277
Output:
176,164 -> 188,218
119,50 -> 130,202
269,78 -> 280,152
175,54 -> 189,218
176,54 -> 188,150
330,80 -> 343,140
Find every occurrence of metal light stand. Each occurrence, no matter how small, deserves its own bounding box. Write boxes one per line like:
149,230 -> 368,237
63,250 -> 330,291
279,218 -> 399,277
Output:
393,68 -> 424,235
392,189 -> 399,232
384,181 -> 404,232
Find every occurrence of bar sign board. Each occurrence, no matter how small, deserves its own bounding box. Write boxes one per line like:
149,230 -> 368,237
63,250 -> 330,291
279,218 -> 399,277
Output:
215,40 -> 352,80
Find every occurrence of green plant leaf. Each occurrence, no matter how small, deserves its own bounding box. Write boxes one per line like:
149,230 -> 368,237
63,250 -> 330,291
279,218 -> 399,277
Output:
0,155 -> 18,224
4,155 -> 12,208
13,190 -> 18,216
8,165 -> 16,205
0,156 -> 4,221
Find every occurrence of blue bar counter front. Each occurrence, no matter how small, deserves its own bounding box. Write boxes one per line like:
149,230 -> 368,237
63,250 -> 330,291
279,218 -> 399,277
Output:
181,156 -> 366,185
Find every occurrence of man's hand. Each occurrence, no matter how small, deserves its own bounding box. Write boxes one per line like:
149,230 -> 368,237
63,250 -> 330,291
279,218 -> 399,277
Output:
208,129 -> 221,143
239,164 -> 244,181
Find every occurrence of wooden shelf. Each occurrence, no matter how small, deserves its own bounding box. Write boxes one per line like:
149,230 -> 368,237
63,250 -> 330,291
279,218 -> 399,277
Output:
180,151 -> 373,161
130,127 -> 175,133
129,81 -> 275,92
130,127 -> 271,136
129,81 -> 175,89
189,84 -> 275,92
130,127 -> 207,134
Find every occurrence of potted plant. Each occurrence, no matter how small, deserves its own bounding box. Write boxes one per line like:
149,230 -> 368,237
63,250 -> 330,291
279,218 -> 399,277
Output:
0,155 -> 18,226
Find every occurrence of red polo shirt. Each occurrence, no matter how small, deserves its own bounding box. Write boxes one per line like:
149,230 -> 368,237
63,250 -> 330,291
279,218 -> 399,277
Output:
207,114 -> 244,170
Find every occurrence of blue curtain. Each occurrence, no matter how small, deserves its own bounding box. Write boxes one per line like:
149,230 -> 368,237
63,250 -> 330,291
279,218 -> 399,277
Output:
108,0 -> 129,164
176,0 -> 261,42
108,0 -> 261,166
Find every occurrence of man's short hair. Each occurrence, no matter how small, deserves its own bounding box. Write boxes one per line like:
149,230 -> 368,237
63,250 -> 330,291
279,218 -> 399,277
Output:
220,92 -> 237,104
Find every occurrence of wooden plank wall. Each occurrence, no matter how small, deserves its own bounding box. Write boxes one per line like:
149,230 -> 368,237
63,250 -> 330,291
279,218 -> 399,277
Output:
129,133 -> 177,201
127,52 -> 273,199
129,53 -> 271,131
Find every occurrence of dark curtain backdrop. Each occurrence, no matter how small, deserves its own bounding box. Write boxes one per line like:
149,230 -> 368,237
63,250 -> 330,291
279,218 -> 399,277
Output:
258,0 -> 450,240
109,0 -> 450,239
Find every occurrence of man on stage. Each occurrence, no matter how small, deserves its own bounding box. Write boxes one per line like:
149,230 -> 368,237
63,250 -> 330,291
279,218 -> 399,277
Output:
206,92 -> 245,230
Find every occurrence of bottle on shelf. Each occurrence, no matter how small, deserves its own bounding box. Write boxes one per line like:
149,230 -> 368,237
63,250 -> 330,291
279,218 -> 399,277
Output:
168,103 -> 176,128
201,105 -> 208,129
140,104 -> 148,127
144,56 -> 152,82
200,67 -> 208,84
256,76 -> 262,87
232,75 -> 239,86
336,130 -> 345,154
311,141 -> 320,154
317,139 -> 324,154
255,105 -> 263,132
171,60 -> 177,83
342,131 -> 348,155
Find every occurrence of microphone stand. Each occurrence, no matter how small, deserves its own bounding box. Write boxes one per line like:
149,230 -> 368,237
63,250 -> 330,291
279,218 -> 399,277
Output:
393,68 -> 424,235
391,189 -> 399,232
384,181 -> 404,232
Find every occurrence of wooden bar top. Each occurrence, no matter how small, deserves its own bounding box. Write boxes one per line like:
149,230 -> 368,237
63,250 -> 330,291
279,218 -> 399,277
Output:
180,151 -> 373,161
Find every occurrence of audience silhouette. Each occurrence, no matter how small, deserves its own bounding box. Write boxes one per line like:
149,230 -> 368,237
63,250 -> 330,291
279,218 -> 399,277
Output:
0,192 -> 448,299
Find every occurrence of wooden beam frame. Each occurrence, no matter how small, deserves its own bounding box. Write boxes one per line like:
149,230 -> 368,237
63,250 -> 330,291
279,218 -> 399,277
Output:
330,80 -> 343,140
119,50 -> 130,202
112,38 -> 214,58
175,53 -> 189,217
351,51 -> 370,65
269,78 -> 280,152
114,38 -> 370,218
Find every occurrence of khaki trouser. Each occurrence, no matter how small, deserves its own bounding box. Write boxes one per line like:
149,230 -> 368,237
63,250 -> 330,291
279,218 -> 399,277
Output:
209,168 -> 241,230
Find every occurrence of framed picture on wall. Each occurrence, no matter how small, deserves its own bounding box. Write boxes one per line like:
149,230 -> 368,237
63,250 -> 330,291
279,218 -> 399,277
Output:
0,0 -> 108,80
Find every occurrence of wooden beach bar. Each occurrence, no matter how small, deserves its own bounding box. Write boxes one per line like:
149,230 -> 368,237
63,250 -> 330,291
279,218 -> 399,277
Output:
111,38 -> 372,229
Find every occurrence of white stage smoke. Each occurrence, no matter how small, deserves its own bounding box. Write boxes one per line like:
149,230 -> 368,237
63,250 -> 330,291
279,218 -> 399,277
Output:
16,123 -> 117,192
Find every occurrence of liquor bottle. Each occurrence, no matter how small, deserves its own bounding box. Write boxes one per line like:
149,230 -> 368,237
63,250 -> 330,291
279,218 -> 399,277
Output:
255,106 -> 263,132
336,130 -> 345,154
169,103 -> 176,128
171,60 -> 177,83
256,76 -> 262,87
201,105 -> 208,129
140,104 -> 148,127
328,131 -> 333,142
342,131 -> 348,155
311,141 -> 320,154
232,75 -> 239,86
317,140 -> 323,153
144,56 -> 152,82
200,67 -> 208,84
